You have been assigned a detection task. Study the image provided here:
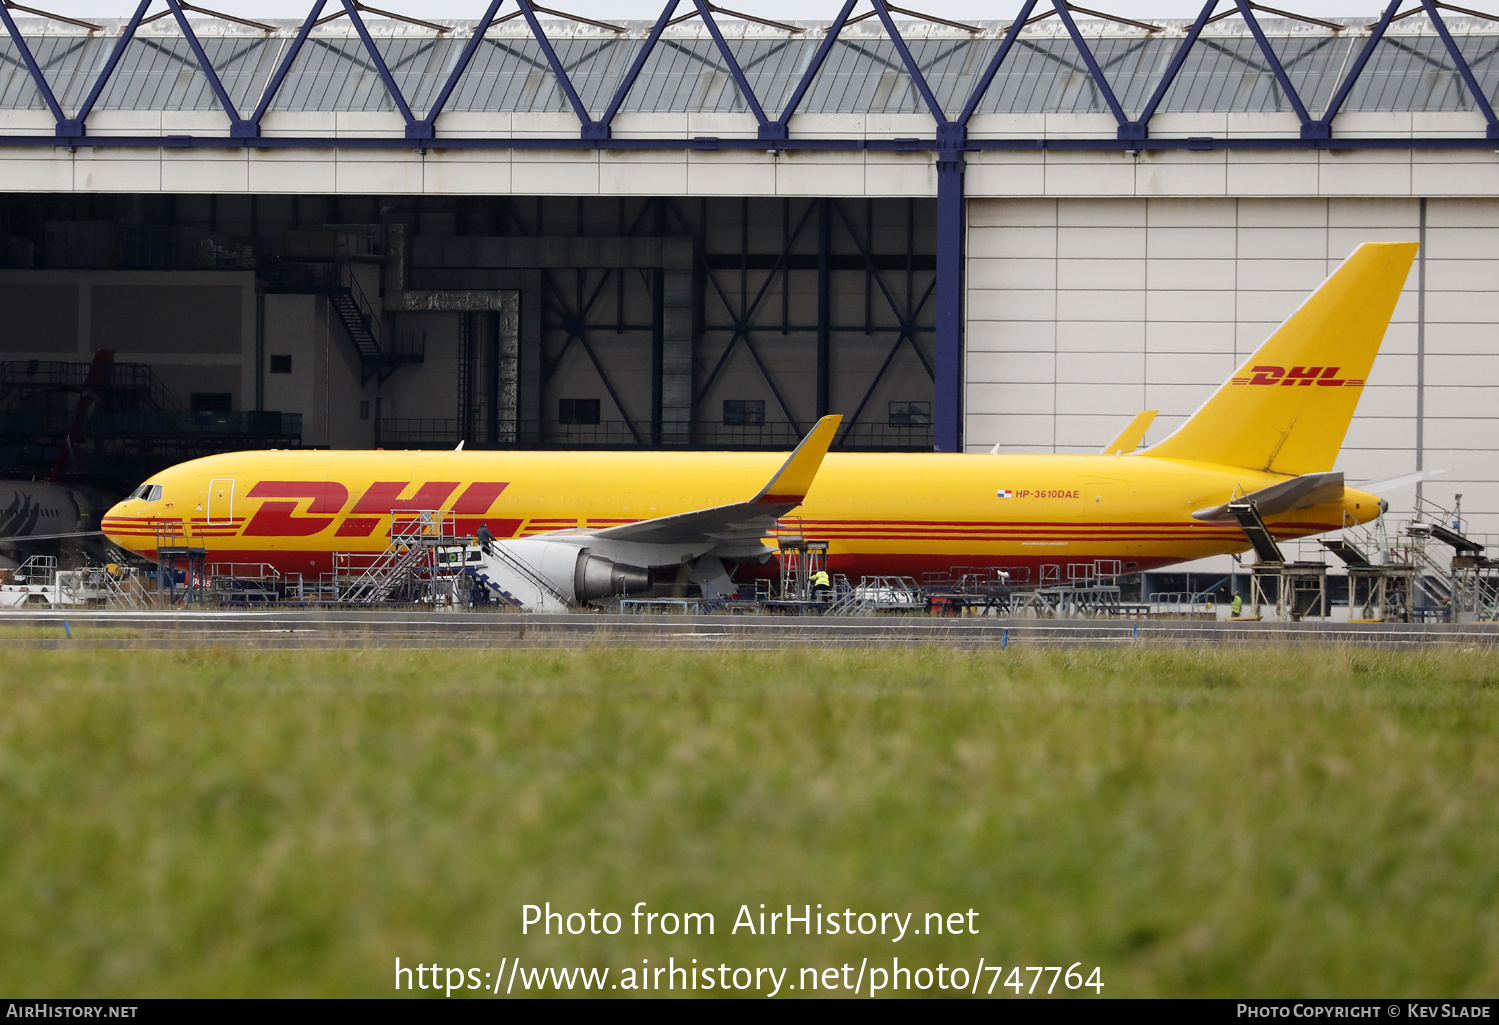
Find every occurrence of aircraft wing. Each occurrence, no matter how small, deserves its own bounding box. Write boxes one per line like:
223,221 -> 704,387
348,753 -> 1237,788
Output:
587,415 -> 842,546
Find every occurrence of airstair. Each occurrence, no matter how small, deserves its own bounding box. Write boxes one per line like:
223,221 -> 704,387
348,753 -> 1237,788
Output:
464,541 -> 573,612
0,556 -> 148,609
1407,510 -> 1499,623
1229,499 -> 1285,564
1319,535 -> 1415,622
0,555 -> 60,607
1304,493 -> 1497,623
1231,499 -> 1330,620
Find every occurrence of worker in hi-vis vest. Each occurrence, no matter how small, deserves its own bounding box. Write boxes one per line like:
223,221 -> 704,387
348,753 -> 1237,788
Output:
811,569 -> 831,600
1230,592 -> 1243,618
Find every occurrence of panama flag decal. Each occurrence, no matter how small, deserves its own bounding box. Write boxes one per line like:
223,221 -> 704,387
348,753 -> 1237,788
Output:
996,489 -> 1014,498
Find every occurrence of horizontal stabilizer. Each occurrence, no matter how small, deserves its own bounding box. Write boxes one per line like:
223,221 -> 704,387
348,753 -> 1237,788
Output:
1193,471 -> 1343,522
1354,468 -> 1450,494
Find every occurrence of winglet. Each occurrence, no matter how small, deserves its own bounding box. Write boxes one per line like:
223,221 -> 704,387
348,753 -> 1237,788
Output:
751,415 -> 842,505
1101,410 -> 1157,455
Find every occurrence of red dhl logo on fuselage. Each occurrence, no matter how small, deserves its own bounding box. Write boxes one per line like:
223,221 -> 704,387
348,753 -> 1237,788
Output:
239,480 -> 512,537
1230,365 -> 1365,387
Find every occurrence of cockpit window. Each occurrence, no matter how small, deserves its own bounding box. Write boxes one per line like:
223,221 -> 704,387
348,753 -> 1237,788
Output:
132,484 -> 163,502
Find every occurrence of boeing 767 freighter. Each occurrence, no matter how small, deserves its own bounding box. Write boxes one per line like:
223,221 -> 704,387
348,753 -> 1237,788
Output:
103,242 -> 1418,609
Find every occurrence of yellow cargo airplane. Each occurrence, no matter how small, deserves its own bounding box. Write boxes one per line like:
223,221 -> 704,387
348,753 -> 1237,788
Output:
104,242 -> 1417,608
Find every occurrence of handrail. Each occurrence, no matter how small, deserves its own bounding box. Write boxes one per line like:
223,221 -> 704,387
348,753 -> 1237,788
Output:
479,540 -> 573,608
344,268 -> 382,347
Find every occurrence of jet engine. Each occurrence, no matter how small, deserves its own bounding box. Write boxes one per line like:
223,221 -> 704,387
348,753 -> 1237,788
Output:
574,551 -> 651,602
474,538 -> 652,609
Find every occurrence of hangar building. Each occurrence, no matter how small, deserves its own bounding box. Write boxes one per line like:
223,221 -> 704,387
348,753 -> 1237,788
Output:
0,0 -> 1496,584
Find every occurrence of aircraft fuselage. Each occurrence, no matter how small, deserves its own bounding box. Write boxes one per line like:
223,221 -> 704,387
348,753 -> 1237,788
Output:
102,448 -> 1379,580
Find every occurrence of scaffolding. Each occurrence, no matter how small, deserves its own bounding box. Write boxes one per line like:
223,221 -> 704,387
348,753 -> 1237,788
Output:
57,564 -> 149,608
826,576 -> 926,615
1222,497 -> 1330,621
208,562 -> 306,604
1449,554 -> 1499,624
0,555 -> 60,607
335,509 -> 473,605
1405,507 -> 1499,623
775,533 -> 828,602
1321,537 -> 1416,622
991,561 -> 1139,618
1248,563 -> 1329,621
155,528 -> 208,606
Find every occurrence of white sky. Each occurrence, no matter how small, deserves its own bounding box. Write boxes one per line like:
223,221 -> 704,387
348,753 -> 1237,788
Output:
28,2 -> 1407,23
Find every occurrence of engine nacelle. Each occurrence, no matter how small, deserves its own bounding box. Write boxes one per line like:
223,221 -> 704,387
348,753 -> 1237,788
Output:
574,552 -> 651,601
478,538 -> 652,608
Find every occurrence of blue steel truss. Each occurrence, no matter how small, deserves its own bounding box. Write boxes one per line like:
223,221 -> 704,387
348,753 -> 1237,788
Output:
2,0 -> 1497,454
0,1 -> 1492,148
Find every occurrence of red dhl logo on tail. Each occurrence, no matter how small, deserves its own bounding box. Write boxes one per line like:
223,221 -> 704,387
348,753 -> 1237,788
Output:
1229,366 -> 1365,388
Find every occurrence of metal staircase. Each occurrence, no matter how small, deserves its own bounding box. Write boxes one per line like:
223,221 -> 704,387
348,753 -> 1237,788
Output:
336,510 -> 470,605
1228,499 -> 1285,564
824,576 -> 924,615
1408,541 -> 1455,609
328,283 -> 382,363
1410,520 -> 1484,556
340,542 -> 429,604
327,273 -> 426,386
1407,516 -> 1499,622
1319,538 -> 1370,567
59,564 -> 150,609
466,541 -> 573,611
265,258 -> 423,387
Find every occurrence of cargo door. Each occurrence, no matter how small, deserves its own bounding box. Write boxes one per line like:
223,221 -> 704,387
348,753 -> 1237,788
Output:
208,478 -> 235,525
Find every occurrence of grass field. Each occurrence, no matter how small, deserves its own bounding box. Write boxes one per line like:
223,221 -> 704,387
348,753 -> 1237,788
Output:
1,645 -> 1496,998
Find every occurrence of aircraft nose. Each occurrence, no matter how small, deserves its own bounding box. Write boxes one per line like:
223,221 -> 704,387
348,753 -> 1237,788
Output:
101,500 -> 139,549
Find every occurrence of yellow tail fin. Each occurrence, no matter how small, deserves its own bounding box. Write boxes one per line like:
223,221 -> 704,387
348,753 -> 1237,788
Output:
1144,242 -> 1417,475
